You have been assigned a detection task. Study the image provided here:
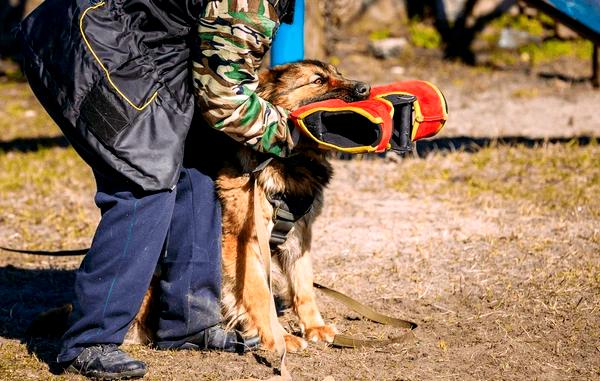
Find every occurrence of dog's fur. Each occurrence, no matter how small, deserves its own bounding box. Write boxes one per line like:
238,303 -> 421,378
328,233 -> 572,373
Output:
33,61 -> 370,352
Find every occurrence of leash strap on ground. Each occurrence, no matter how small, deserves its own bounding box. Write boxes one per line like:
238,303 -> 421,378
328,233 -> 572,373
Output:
313,282 -> 417,348
0,246 -> 88,256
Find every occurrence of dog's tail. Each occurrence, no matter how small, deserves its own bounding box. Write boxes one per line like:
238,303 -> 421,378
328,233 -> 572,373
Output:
27,304 -> 73,337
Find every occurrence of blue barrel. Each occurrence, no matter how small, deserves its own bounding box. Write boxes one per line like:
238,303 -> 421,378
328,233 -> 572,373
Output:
270,0 -> 305,66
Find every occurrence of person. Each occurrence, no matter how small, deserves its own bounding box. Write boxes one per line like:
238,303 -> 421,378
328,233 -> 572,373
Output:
17,0 -> 298,379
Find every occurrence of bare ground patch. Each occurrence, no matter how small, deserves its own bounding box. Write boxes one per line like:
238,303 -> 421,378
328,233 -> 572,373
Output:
1,144 -> 598,380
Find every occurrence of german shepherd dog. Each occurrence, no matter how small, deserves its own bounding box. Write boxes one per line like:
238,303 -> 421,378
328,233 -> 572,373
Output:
214,60 -> 370,352
31,60 -> 371,353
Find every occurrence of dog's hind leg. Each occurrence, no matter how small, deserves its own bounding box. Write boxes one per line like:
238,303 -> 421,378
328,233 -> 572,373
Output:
124,277 -> 158,345
287,252 -> 337,344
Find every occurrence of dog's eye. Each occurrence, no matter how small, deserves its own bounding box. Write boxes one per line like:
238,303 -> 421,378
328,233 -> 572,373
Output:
313,77 -> 325,85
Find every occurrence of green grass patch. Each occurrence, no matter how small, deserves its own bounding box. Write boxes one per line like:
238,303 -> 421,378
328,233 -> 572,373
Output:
519,39 -> 593,65
369,28 -> 392,41
489,49 -> 520,67
511,87 -> 539,98
392,142 -> 600,217
485,12 -> 591,68
494,14 -> 547,37
408,22 -> 442,49
487,39 -> 593,68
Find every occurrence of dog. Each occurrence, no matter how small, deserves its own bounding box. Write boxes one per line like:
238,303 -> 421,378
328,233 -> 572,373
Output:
31,60 -> 371,353
215,60 -> 371,352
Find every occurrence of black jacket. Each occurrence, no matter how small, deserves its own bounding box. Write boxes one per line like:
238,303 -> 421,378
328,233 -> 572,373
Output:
18,0 -> 294,191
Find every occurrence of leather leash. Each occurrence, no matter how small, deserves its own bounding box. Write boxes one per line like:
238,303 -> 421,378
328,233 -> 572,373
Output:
313,282 -> 417,348
0,246 -> 88,256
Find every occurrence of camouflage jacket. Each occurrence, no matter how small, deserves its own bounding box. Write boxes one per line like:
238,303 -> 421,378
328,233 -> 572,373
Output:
193,0 -> 297,157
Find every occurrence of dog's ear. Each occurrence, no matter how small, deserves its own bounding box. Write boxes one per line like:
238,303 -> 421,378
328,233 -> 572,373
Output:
257,67 -> 287,102
258,69 -> 277,86
258,64 -> 290,86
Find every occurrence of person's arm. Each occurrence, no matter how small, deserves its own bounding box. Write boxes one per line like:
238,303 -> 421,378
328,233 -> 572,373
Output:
192,0 -> 296,157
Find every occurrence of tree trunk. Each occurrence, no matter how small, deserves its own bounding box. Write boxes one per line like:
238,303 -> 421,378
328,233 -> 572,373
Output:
304,1 -> 327,60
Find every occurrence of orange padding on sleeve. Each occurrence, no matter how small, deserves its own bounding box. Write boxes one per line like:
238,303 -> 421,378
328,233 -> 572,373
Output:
290,99 -> 394,153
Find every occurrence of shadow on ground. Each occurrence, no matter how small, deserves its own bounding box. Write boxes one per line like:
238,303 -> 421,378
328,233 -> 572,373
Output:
1,134 -> 595,156
0,136 -> 69,153
415,135 -> 595,156
537,71 -> 595,85
334,135 -> 595,159
0,265 -> 75,372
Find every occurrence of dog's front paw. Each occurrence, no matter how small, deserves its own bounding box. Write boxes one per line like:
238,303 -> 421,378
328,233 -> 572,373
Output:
259,336 -> 278,352
304,324 -> 338,343
284,334 -> 308,352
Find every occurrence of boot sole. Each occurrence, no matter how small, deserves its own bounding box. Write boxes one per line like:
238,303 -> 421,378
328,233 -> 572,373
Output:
65,365 -> 147,380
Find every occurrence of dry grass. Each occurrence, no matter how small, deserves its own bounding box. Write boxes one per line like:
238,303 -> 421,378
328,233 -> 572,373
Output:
0,147 -> 96,251
0,82 -> 59,140
0,81 -> 96,252
392,142 -> 600,218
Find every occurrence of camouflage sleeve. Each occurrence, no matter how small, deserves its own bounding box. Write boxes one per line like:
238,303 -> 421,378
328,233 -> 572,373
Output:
192,0 -> 296,157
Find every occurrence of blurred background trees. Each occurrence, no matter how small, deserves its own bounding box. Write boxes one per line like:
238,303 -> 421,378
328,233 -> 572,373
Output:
1,0 -> 597,85
406,0 -> 517,64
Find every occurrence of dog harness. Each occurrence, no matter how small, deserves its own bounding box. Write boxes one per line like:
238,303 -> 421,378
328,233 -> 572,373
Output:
267,192 -> 315,249
251,157 -> 316,250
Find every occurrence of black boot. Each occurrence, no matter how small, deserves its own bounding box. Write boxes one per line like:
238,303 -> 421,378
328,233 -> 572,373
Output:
62,344 -> 147,380
158,325 -> 260,353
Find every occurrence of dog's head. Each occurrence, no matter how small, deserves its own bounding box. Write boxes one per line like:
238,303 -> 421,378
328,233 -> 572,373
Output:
257,60 -> 370,109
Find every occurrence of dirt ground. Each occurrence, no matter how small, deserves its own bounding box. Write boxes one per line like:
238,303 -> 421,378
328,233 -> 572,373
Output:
1,12 -> 600,381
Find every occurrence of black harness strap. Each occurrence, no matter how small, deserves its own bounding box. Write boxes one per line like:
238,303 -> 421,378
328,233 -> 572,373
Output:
251,156 -> 316,250
267,193 -> 314,249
